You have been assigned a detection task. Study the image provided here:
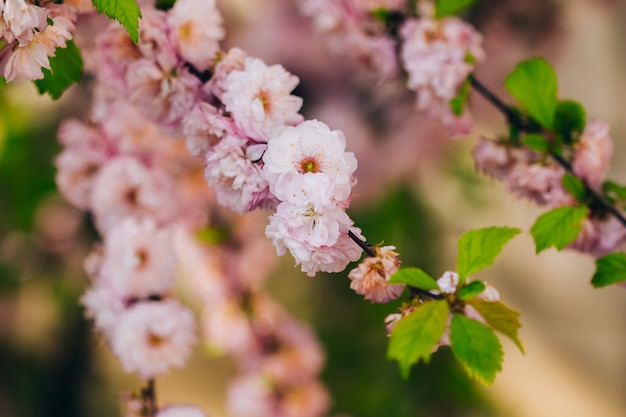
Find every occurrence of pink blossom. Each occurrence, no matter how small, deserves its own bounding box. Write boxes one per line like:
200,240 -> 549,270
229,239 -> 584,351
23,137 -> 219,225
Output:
93,23 -> 142,92
110,300 -> 197,379
99,218 -> 175,299
263,120 -> 357,203
156,405 -> 208,417
169,0 -> 224,72
202,300 -> 258,358
55,147 -> 107,210
437,270 -> 459,294
182,102 -> 233,156
204,135 -> 273,214
572,119 -> 613,189
344,30 -> 400,80
400,16 -> 484,130
348,245 -> 404,303
138,5 -> 178,71
472,137 -> 515,180
222,57 -> 303,141
226,374 -> 275,417
90,156 -> 178,232
280,381 -> 331,417
504,163 -> 574,208
0,14 -> 73,83
1,0 -> 47,44
204,47 -> 247,100
126,59 -> 201,130
81,285 -> 125,334
568,216 -> 626,257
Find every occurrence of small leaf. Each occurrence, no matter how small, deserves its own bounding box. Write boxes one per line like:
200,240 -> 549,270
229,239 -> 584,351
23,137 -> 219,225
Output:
530,206 -> 587,253
34,41 -> 83,99
457,281 -> 486,300
554,100 -> 586,141
450,313 -> 503,385
591,253 -> 626,287
603,181 -> 626,201
562,173 -> 586,202
92,0 -> 142,44
387,300 -> 449,379
389,267 -> 439,290
456,227 -> 521,283
505,57 -> 558,128
435,0 -> 475,18
521,133 -> 549,153
468,299 -> 524,353
449,77 -> 470,116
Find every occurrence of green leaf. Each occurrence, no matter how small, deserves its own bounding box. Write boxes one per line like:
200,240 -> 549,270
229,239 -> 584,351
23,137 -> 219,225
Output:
34,41 -> 83,99
435,0 -> 475,17
456,227 -> 521,283
92,0 -> 142,44
505,57 -> 558,128
603,181 -> 626,201
387,300 -> 449,379
457,281 -> 486,300
0,77 -> 6,87
554,100 -> 586,141
389,267 -> 439,290
591,253 -> 626,287
449,77 -> 470,116
521,133 -> 549,153
468,299 -> 524,353
562,173 -> 586,202
450,313 -> 503,385
530,206 -> 587,253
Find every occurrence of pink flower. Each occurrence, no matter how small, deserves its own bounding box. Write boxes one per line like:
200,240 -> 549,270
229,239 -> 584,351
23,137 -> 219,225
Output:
81,285 -> 125,334
1,0 -> 47,44
504,163 -> 574,208
110,300 -> 197,379
182,102 -> 233,156
344,30 -> 400,80
169,0 -> 224,72
568,216 -> 626,257
55,147 -> 107,210
90,156 -> 178,232
222,57 -> 303,141
99,218 -> 176,299
400,15 -> 484,131
472,137 -> 515,180
348,245 -> 404,303
263,120 -> 357,203
202,300 -> 258,358
572,119 -> 613,189
204,135 -> 273,214
204,47 -> 248,100
138,5 -> 178,71
126,59 -> 201,130
436,270 -> 459,294
0,14 -> 73,83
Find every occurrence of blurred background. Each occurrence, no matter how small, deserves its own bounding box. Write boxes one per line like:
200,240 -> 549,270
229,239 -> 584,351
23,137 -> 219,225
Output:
1,0 -> 625,416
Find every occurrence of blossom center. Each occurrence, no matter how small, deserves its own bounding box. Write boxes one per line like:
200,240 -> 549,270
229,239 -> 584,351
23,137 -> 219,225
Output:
298,156 -> 320,173
147,332 -> 164,347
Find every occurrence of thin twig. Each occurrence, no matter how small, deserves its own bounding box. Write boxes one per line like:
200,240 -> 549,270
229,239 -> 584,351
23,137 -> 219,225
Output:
348,229 -> 376,257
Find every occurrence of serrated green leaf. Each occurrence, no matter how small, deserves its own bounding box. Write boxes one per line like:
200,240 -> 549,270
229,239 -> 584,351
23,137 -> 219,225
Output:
530,206 -> 587,253
450,313 -> 503,385
554,100 -> 586,141
521,133 -> 549,152
457,281 -> 486,300
389,267 -> 439,290
387,300 -> 449,379
505,57 -> 558,128
92,0 -> 142,44
562,173 -> 586,202
468,299 -> 524,353
435,0 -> 475,18
34,41 -> 83,99
591,253 -> 626,287
456,227 -> 521,283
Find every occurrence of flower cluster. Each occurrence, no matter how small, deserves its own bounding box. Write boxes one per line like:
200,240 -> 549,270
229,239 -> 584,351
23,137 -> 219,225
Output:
348,245 -> 404,303
0,0 -> 76,83
473,120 -> 626,256
298,0 -> 485,133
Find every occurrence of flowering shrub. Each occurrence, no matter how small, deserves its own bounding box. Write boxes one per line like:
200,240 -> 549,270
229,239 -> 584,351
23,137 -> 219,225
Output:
1,0 -> 626,416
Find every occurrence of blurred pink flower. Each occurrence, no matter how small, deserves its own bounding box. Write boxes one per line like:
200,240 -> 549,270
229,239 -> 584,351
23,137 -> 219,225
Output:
204,47 -> 247,100
157,405 -> 208,417
573,119 -> 613,189
110,300 -> 197,379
